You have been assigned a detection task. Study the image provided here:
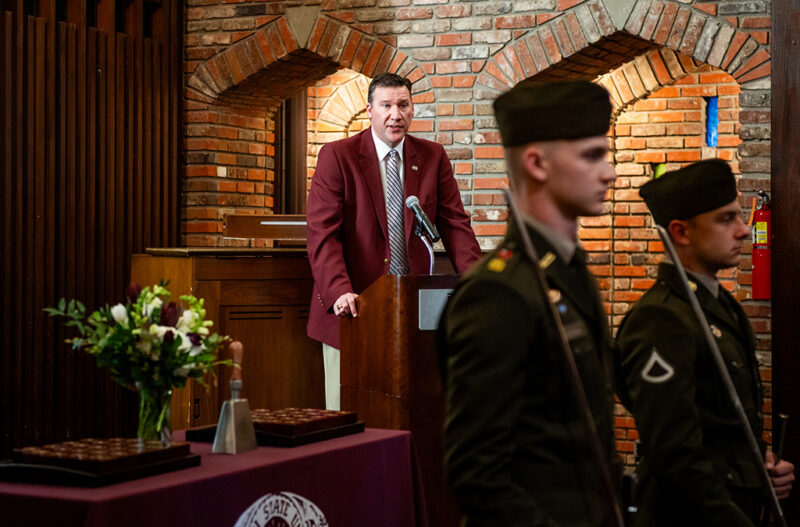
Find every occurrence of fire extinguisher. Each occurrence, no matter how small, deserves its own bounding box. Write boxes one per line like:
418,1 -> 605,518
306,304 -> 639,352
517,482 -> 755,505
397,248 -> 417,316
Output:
751,190 -> 771,300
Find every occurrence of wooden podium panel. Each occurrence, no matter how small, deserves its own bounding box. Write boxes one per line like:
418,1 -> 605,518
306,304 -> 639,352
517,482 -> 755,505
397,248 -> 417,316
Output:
340,274 -> 461,527
131,248 -> 324,430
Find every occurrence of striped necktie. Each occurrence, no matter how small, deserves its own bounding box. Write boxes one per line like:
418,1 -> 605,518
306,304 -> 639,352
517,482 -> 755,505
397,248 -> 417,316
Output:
386,149 -> 409,275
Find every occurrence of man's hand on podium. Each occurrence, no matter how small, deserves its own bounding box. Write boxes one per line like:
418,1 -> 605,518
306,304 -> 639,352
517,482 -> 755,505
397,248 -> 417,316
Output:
334,292 -> 359,318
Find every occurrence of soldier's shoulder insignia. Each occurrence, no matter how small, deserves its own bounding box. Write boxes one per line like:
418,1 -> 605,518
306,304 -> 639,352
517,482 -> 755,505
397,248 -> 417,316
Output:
710,324 -> 722,338
539,251 -> 556,270
487,258 -> 506,273
487,246 -> 515,273
641,348 -> 675,384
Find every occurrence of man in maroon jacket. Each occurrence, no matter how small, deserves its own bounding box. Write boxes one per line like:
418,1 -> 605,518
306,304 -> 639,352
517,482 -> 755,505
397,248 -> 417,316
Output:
306,73 -> 481,409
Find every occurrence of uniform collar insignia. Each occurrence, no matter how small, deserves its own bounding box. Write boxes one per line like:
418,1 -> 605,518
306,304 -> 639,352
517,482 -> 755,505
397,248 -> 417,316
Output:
539,251 -> 556,269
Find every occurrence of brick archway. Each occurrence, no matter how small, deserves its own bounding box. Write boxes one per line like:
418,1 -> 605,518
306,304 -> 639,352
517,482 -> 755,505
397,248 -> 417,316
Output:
476,0 -> 769,93
182,8 -> 435,246
469,0 -> 769,301
187,11 -> 432,106
315,74 -> 370,135
469,0 -> 771,464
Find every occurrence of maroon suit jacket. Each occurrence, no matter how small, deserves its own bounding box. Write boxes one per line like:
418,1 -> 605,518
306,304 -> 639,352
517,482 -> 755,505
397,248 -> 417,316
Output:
306,128 -> 482,348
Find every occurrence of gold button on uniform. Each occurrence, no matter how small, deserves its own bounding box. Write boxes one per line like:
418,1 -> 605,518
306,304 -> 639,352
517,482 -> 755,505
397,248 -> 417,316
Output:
384,258 -> 389,264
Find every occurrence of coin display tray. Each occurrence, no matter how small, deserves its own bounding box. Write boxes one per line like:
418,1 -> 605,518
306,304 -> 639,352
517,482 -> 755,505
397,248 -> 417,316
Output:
185,408 -> 364,447
0,438 -> 200,486
250,408 -> 358,435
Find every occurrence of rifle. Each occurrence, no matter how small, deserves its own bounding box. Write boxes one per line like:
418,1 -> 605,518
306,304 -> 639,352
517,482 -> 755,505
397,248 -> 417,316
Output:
654,225 -> 787,527
763,414 -> 789,526
502,187 -> 625,527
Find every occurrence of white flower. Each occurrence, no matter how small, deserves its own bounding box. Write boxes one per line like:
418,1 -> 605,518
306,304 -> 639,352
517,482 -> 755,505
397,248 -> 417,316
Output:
189,342 -> 205,357
177,332 -> 192,353
176,310 -> 197,331
143,297 -> 163,318
173,367 -> 190,377
149,324 -> 169,339
110,304 -> 128,327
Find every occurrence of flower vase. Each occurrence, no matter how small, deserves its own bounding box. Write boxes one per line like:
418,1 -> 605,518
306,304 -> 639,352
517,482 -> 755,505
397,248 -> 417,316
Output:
137,384 -> 173,448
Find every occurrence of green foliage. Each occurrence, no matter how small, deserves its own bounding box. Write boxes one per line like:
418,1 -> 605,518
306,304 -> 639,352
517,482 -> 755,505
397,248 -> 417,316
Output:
46,284 -> 231,394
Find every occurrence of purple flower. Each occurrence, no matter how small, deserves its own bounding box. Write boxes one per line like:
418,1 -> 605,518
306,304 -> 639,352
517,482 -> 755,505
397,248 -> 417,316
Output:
126,282 -> 142,303
160,302 -> 179,327
188,332 -> 203,346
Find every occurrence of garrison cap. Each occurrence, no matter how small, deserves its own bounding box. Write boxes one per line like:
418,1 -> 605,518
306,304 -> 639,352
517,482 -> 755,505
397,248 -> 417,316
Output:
640,158 -> 738,227
493,80 -> 613,147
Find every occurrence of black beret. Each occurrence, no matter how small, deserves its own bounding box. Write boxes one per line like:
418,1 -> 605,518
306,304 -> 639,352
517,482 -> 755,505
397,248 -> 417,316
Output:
640,159 -> 738,227
493,80 -> 612,146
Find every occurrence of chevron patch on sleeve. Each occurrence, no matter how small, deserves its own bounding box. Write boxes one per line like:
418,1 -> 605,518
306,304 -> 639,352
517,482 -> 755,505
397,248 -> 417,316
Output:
641,348 -> 675,384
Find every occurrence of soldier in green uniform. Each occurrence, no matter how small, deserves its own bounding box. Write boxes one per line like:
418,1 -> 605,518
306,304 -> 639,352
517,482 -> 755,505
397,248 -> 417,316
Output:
438,80 -> 621,526
617,159 -> 795,526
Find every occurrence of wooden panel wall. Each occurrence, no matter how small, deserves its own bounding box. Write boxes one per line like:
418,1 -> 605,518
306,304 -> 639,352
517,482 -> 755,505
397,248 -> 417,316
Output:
0,3 -> 182,458
771,0 -> 800,521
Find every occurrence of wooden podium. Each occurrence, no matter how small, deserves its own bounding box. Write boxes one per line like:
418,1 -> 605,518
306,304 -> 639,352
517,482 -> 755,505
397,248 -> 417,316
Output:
340,274 -> 461,527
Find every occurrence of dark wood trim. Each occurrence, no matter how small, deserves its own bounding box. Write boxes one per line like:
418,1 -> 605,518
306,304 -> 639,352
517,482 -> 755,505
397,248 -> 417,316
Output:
1,9 -> 11,454
96,0 -> 115,34
0,6 -> 183,457
276,91 -> 310,214
289,90 -> 308,214
67,0 -> 86,26
771,0 -> 800,521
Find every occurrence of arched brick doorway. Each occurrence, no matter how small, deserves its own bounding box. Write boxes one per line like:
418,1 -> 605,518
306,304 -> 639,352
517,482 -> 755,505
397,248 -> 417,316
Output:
473,0 -> 772,466
183,7 -> 434,246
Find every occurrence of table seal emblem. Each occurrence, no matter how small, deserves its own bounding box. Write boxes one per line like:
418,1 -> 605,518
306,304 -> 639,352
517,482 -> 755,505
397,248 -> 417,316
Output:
235,491 -> 328,527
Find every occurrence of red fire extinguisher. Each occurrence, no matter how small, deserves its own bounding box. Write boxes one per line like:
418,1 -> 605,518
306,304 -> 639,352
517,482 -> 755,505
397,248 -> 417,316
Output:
751,190 -> 770,300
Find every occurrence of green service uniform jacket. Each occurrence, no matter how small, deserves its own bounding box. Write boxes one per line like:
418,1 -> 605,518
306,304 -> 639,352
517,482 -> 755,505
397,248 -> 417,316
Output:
617,262 -> 764,527
438,222 -> 620,527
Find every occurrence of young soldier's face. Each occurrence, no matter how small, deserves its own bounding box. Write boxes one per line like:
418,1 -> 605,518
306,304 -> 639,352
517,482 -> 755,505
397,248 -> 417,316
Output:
684,200 -> 750,272
543,135 -> 616,218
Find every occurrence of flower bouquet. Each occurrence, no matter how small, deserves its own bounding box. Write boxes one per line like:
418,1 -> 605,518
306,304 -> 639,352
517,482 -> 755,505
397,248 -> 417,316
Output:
45,283 -> 230,446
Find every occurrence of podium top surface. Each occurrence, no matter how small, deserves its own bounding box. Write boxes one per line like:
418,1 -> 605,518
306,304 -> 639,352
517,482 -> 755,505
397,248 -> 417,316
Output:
142,247 -> 308,257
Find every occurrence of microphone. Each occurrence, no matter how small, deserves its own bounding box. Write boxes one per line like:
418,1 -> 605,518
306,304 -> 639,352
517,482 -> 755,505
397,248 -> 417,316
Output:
405,195 -> 440,243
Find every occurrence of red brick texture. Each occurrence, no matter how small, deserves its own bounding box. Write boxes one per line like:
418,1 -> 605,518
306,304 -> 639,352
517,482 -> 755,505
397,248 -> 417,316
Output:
184,0 -> 773,463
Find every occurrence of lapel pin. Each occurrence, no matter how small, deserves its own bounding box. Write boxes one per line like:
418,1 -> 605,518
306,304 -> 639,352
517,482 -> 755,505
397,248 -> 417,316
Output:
412,165 -> 418,171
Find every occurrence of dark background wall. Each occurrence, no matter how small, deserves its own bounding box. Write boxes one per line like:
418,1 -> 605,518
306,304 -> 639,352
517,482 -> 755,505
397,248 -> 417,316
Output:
771,0 -> 800,521
0,0 -> 183,456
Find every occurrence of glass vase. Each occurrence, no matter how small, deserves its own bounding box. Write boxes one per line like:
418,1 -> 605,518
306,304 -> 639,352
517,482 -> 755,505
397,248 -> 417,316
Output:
137,384 -> 173,449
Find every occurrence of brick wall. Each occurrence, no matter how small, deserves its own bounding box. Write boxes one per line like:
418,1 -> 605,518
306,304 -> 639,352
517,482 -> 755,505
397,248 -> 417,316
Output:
308,69 -> 372,186
183,0 -> 773,461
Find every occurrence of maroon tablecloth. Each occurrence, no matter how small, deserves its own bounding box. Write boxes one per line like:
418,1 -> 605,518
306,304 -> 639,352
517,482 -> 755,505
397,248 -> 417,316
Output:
0,428 -> 427,527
